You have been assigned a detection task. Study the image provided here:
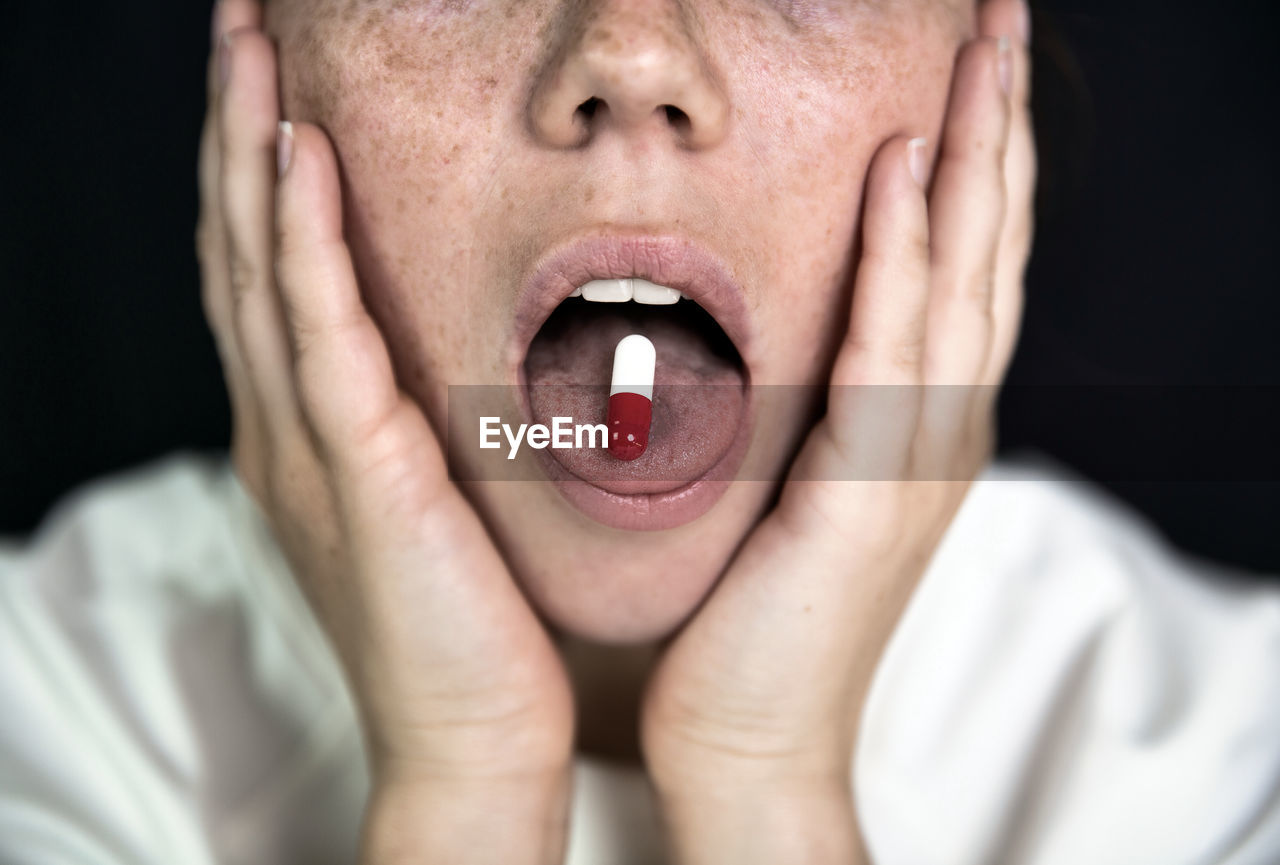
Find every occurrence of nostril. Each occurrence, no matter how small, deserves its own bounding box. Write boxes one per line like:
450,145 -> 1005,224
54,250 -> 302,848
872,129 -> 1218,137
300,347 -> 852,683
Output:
662,104 -> 691,133
566,98 -> 697,141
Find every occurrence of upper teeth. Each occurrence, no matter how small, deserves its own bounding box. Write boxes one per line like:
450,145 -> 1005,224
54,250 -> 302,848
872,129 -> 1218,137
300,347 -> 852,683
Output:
571,278 -> 684,305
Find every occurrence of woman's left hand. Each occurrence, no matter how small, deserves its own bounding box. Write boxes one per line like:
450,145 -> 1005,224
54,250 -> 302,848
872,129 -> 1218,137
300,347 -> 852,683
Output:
640,2 -> 1036,861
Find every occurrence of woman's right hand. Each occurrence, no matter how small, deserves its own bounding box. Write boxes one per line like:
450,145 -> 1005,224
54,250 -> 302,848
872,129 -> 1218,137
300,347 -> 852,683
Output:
198,3 -> 573,861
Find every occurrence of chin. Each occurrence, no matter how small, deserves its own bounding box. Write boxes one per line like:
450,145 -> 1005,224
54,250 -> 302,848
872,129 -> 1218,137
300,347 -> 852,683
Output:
525,556 -> 722,644
478,478 -> 774,644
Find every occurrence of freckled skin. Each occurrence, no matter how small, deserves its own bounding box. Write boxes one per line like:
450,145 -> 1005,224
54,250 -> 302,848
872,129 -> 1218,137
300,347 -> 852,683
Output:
264,0 -> 973,642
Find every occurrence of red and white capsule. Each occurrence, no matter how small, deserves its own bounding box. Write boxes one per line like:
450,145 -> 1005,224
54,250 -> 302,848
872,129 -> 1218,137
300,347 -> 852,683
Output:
607,334 -> 655,461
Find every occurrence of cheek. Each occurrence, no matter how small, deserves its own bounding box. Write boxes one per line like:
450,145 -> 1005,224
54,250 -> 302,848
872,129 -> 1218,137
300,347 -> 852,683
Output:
271,4 -> 550,410
727,9 -> 960,380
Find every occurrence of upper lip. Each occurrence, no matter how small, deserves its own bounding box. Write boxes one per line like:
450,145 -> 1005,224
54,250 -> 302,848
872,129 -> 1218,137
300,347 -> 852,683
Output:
509,231 -> 754,382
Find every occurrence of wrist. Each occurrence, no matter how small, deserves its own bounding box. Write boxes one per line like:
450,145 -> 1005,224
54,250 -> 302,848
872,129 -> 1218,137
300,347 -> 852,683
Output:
360,767 -> 573,865
642,706 -> 857,803
654,775 -> 868,865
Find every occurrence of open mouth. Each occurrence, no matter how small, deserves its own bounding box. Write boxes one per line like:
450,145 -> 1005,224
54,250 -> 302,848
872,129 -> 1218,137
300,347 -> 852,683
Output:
526,278 -> 746,491
512,235 -> 755,529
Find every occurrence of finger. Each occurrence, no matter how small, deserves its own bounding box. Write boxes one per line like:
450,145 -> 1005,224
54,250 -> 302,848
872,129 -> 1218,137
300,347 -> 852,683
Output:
200,0 -> 263,337
915,37 -> 1012,479
274,122 -> 452,507
199,0 -> 262,332
219,28 -> 301,443
922,37 -> 1011,387
821,136 -> 931,480
199,1 -> 266,494
979,0 -> 1037,389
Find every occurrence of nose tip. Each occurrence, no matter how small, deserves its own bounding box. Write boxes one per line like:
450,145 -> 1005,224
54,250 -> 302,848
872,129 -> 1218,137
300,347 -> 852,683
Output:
528,2 -> 730,150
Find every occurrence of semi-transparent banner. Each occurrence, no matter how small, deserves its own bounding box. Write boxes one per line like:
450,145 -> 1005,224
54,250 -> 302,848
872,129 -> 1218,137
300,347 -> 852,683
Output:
445,385 -> 1280,482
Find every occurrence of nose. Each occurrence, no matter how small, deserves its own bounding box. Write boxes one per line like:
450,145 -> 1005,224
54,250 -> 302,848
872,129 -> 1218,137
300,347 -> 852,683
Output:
528,0 -> 730,150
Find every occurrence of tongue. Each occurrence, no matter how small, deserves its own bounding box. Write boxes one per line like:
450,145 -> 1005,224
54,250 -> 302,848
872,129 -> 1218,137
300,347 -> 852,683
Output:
524,304 -> 745,493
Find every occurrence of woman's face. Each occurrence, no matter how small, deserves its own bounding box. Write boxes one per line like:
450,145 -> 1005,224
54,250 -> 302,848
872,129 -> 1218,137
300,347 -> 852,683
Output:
265,0 -> 973,642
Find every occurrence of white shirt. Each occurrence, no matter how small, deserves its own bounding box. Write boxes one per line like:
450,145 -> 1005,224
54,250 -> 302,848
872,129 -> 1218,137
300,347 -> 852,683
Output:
1,454 -> 1277,865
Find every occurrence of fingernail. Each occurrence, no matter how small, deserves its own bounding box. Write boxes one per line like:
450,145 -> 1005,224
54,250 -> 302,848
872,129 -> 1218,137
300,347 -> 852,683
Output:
997,36 -> 1012,96
907,137 -> 928,188
277,121 -> 294,177
1017,0 -> 1032,44
218,33 -> 232,89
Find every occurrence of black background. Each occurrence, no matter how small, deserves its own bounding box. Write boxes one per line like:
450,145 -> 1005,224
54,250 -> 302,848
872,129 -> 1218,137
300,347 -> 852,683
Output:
2,2 -> 1277,574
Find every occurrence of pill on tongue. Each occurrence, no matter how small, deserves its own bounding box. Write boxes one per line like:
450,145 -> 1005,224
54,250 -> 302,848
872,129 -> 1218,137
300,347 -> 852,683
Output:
607,334 -> 655,461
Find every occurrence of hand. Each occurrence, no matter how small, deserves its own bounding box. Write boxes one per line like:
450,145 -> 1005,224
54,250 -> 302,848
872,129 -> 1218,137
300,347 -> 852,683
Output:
197,3 -> 574,861
640,2 -> 1036,861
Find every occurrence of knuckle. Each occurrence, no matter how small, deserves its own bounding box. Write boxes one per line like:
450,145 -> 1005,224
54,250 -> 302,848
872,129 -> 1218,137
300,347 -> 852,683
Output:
843,330 -> 924,380
857,246 -> 894,279
273,238 -> 319,312
994,130 -> 1012,169
290,318 -> 330,366
864,236 -> 927,286
904,222 -> 931,264
888,335 -> 925,374
228,250 -> 257,300
964,270 -> 997,308
839,335 -> 878,379
293,352 -> 338,436
230,288 -> 257,339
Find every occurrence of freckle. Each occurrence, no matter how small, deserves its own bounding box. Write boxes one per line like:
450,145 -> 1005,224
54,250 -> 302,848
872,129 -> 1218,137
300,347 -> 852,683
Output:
396,197 -> 406,214
386,48 -> 417,73
582,183 -> 595,203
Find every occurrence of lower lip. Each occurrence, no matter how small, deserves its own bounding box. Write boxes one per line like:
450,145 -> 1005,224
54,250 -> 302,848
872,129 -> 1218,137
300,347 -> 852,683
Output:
525,388 -> 754,531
